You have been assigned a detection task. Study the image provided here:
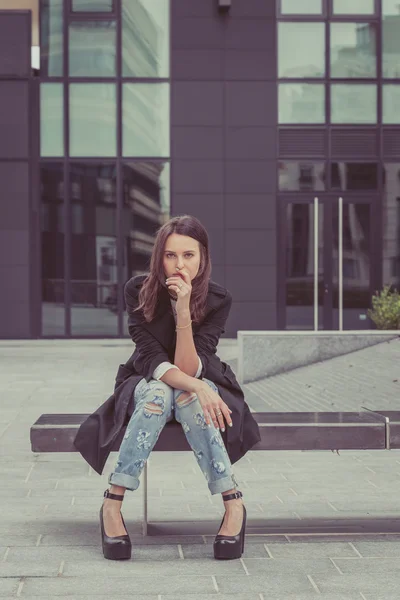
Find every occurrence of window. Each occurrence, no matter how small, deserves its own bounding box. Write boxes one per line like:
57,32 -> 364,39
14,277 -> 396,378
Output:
331,84 -> 377,124
279,84 -> 325,124
280,0 -> 323,15
279,22 -> 325,78
330,23 -> 376,78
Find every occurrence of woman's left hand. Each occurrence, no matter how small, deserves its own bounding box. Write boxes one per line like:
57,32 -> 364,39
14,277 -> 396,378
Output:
166,268 -> 192,311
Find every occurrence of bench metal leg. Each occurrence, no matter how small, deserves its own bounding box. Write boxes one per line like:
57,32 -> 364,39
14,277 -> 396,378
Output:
142,461 -> 148,536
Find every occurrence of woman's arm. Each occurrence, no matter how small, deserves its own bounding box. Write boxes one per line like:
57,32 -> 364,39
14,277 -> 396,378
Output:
174,306 -> 200,377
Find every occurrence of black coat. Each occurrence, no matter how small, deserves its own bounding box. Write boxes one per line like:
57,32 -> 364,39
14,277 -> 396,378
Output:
74,275 -> 261,474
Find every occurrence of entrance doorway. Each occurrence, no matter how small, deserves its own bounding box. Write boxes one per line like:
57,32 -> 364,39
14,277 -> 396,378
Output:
278,195 -> 380,330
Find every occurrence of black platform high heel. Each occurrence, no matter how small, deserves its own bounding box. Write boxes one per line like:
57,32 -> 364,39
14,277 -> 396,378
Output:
100,489 -> 132,560
213,490 -> 246,560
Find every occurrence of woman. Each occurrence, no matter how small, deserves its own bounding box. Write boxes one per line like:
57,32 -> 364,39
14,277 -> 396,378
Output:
74,215 -> 261,561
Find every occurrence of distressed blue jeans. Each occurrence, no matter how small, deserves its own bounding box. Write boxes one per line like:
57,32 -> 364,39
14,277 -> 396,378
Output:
108,377 -> 238,495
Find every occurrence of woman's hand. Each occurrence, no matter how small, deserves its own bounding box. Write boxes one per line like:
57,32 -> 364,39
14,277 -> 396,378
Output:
166,267 -> 192,312
192,380 -> 233,431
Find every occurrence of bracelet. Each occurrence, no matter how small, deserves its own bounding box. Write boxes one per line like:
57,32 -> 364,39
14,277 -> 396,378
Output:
175,320 -> 192,331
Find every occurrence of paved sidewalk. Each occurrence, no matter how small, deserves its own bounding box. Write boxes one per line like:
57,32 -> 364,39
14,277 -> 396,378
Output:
0,338 -> 400,599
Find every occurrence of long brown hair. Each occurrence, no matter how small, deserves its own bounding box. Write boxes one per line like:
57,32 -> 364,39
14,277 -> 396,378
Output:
135,215 -> 212,323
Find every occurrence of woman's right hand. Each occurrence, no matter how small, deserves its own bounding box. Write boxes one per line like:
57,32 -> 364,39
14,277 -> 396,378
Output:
192,380 -> 232,431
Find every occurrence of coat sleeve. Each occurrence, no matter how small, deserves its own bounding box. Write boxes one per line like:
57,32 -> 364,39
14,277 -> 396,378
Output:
193,291 -> 232,377
124,279 -> 171,382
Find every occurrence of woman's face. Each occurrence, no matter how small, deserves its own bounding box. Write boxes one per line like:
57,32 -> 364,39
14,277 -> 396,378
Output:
163,233 -> 201,282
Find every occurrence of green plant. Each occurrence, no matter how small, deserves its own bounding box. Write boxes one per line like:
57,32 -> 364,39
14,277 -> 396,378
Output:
367,284 -> 400,330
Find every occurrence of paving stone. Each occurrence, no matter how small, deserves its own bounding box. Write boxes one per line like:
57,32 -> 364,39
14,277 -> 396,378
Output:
0,579 -> 20,596
265,542 -> 358,559
334,557 -> 400,573
244,557 -> 338,575
351,541 -> 400,557
0,562 -> 60,577
312,573 -> 400,594
216,574 -> 315,594
63,557 -> 245,577
22,575 -> 217,596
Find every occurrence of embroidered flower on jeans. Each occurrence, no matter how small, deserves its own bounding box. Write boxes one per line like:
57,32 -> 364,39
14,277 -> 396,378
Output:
210,434 -> 224,448
194,449 -> 203,462
182,421 -> 190,433
193,413 -> 207,430
133,459 -> 146,470
211,459 -> 226,475
136,429 -> 151,450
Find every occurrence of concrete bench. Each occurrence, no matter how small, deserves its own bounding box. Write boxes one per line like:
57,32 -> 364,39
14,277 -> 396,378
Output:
31,408 -> 396,535
237,331 -> 400,383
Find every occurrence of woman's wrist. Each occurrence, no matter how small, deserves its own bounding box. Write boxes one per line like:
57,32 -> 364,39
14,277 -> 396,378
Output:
176,308 -> 191,326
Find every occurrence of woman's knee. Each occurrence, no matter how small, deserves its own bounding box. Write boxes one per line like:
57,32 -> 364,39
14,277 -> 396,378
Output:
136,379 -> 174,418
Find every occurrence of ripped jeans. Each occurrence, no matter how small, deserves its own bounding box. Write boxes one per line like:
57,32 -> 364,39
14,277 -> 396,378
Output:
108,377 -> 238,495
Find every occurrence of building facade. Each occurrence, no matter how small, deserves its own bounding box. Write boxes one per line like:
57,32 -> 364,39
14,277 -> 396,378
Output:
0,0 -> 399,338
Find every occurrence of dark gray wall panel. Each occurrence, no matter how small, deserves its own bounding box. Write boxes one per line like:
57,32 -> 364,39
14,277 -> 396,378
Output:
0,231 -> 29,265
225,82 -> 276,127
225,19 -> 276,50
0,12 -> 30,77
172,161 -> 223,193
0,162 -> 29,229
172,18 -> 224,49
211,264 -> 225,287
225,161 -> 276,194
172,127 -> 224,159
225,127 -> 276,160
225,195 -> 276,229
224,50 -> 272,81
172,49 -> 223,80
172,0 -> 216,18
0,266 -> 30,338
0,301 -> 30,338
173,194 -> 224,229
226,265 -> 276,302
226,230 -> 276,265
0,82 -> 29,159
227,302 -> 277,335
207,228 -> 225,265
230,0 -> 276,18
172,82 -> 224,126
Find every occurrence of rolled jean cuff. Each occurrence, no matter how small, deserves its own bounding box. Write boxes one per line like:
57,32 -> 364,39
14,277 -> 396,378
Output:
108,471 -> 140,492
208,474 -> 238,495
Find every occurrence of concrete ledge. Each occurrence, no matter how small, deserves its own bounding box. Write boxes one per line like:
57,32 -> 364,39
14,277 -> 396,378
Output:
237,330 -> 400,384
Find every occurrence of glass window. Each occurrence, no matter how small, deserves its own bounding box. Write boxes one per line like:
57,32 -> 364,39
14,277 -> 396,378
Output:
122,162 -> 170,285
330,23 -> 376,78
40,0 -> 63,76
71,0 -> 113,11
279,161 -> 326,191
278,23 -> 325,78
69,21 -> 116,77
382,3 -> 400,78
383,85 -> 400,124
122,0 -> 169,78
331,84 -> 377,124
382,164 -> 400,289
281,0 -> 323,14
279,84 -> 325,124
70,84 -> 116,157
123,83 -> 169,157
40,83 -> 64,157
331,163 -> 378,190
41,163 -> 65,336
69,164 -> 118,336
333,0 -> 375,14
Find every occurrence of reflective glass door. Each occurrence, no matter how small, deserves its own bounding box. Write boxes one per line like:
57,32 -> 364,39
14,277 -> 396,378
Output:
279,196 -> 378,330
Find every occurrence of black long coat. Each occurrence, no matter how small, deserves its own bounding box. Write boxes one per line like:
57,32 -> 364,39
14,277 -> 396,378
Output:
74,275 -> 261,474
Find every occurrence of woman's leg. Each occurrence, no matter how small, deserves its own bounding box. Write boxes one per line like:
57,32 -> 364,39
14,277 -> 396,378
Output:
173,378 -> 238,495
173,378 -> 243,537
103,378 -> 174,537
109,378 -> 174,491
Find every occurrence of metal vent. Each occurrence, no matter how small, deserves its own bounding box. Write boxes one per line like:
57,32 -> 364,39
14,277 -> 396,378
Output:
331,129 -> 378,158
383,129 -> 400,157
279,129 -> 326,157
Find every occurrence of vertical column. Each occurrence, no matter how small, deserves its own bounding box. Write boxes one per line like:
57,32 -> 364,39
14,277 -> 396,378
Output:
0,10 -> 33,338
